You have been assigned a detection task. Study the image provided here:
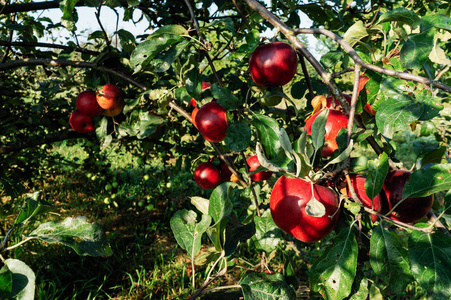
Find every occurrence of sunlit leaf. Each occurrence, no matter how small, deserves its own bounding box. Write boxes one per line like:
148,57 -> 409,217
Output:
240,271 -> 296,300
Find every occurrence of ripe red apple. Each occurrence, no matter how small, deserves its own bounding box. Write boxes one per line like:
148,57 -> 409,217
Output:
347,174 -> 382,223
305,109 -> 349,157
249,42 -> 298,87
382,170 -> 434,223
195,101 -> 228,143
194,162 -> 221,190
69,110 -> 95,133
76,90 -> 104,117
96,84 -> 122,110
246,155 -> 272,181
103,100 -> 125,117
270,176 -> 340,243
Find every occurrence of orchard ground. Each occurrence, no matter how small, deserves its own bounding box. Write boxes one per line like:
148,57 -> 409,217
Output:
1,120 -> 444,299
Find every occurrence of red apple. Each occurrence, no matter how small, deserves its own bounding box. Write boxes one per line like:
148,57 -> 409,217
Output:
96,84 -> 122,110
194,162 -> 222,190
249,42 -> 298,87
270,176 -> 340,243
76,90 -> 104,117
246,155 -> 272,181
382,170 -> 434,223
195,101 -> 228,143
347,174 -> 382,223
305,109 -> 349,157
69,110 -> 95,133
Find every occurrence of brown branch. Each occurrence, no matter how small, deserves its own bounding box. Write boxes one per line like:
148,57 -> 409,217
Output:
0,40 -> 100,56
294,27 -> 451,93
0,0 -> 85,15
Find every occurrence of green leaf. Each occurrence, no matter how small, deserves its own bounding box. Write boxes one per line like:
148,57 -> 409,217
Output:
95,117 -> 108,147
309,227 -> 358,300
208,182 -> 234,226
59,0 -> 78,31
343,21 -> 369,47
211,83 -> 240,111
408,231 -> 451,299
310,108 -> 329,153
421,14 -> 451,32
153,24 -> 188,36
149,39 -> 190,73
365,153 -> 389,201
130,34 -> 183,73
224,222 -> 256,256
28,216 -> 113,257
15,191 -> 53,225
0,265 -> 12,299
250,210 -> 282,253
400,29 -> 435,70
4,259 -> 35,300
252,114 -> 281,160
170,209 -> 212,260
376,95 -> 423,139
369,224 -> 413,294
402,163 -> 451,199
239,271 -> 296,300
137,110 -> 164,139
224,122 -> 251,152
322,140 -> 354,169
190,196 -> 209,215
185,67 -> 201,101
377,7 -> 421,29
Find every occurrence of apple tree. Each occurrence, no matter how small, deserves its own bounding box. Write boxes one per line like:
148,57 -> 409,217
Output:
1,0 -> 451,299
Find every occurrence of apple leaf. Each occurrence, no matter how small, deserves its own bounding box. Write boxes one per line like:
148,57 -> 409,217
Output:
365,152 -> 389,201
208,182 -> 234,226
149,39 -> 191,73
170,209 -> 212,260
130,33 -> 183,73
239,271 -> 296,300
224,222 -> 256,256
377,7 -> 421,29
369,224 -> 413,294
305,196 -> 326,218
400,29 -> 435,70
225,122 -> 251,152
376,95 -> 423,139
408,231 -> 451,299
211,84 -> 240,111
343,21 -> 369,47
0,265 -> 12,299
310,108 -> 329,154
309,226 -> 358,300
252,114 -> 282,160
250,210 -> 282,253
59,0 -> 78,31
421,14 -> 451,32
28,216 -> 113,257
322,140 -> 354,170
14,191 -> 53,226
402,163 -> 451,199
3,259 -> 35,300
190,196 -> 209,215
137,111 -> 165,139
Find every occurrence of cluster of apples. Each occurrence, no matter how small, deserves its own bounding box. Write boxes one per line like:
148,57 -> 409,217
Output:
69,84 -> 124,133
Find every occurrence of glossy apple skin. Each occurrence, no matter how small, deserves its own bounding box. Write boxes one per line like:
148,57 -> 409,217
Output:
194,162 -> 221,190
70,110 -> 95,133
270,176 -> 340,243
191,108 -> 199,128
103,100 -> 125,117
246,155 -> 272,181
382,170 -> 433,223
305,109 -> 349,157
195,101 -> 228,143
249,42 -> 298,87
96,84 -> 122,109
348,174 -> 382,223
76,90 -> 104,117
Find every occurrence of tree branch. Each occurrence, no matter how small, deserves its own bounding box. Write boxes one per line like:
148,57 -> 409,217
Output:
0,40 -> 100,56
